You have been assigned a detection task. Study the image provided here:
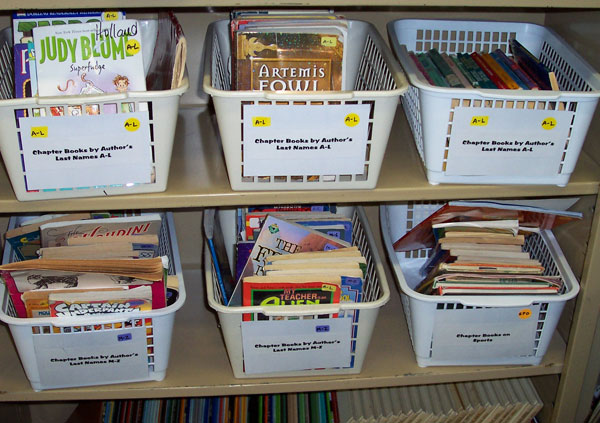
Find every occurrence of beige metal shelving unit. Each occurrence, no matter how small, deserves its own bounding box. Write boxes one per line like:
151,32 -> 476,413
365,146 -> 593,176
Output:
0,3 -> 598,423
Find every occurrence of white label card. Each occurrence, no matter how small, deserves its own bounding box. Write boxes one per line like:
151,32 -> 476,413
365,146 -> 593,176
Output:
19,112 -> 152,190
241,318 -> 352,374
33,326 -> 149,389
446,108 -> 574,176
242,104 -> 370,176
431,304 -> 540,360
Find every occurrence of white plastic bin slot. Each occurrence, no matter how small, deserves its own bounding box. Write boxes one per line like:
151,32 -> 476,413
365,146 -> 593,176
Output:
203,20 -> 408,191
388,19 -> 600,186
204,206 -> 390,377
0,24 -> 188,201
380,203 -> 579,367
0,212 -> 186,391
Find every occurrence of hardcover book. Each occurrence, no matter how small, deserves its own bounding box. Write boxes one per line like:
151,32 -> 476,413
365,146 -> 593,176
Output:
32,19 -> 146,96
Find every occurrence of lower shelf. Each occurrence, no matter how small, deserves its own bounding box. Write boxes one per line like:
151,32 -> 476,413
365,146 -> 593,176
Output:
0,208 -> 566,402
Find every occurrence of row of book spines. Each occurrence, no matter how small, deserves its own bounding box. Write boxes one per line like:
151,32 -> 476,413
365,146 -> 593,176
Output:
409,48 -> 550,91
101,391 -> 339,423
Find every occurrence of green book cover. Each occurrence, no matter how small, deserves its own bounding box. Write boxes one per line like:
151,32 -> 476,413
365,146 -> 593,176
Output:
450,54 -> 480,88
457,53 -> 496,89
417,53 -> 449,87
427,48 -> 463,87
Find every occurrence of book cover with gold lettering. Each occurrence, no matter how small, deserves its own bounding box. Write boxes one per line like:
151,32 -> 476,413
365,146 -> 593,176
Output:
234,29 -> 345,91
33,19 -> 146,96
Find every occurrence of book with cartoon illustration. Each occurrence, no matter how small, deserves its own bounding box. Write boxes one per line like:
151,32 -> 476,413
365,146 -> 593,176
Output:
32,19 -> 146,96
230,215 -> 350,306
0,256 -> 167,318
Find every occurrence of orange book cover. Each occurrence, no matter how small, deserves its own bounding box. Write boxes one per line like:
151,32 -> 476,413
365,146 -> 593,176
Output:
480,52 -> 522,90
470,52 -> 507,89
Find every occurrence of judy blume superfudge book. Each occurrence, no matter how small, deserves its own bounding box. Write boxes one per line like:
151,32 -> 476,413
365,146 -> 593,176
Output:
33,19 -> 146,96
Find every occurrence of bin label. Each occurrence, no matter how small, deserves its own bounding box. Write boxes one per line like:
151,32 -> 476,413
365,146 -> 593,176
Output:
242,103 -> 370,176
18,112 -> 152,190
33,326 -> 149,388
446,108 -> 573,176
541,117 -> 557,130
431,304 -> 540,360
470,116 -> 488,126
241,318 -> 352,374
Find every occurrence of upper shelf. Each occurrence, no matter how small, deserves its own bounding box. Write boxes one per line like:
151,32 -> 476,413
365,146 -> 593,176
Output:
1,0 -> 599,9
0,106 -> 598,213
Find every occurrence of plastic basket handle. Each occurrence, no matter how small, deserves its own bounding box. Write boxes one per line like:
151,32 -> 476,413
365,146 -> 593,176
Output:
258,304 -> 342,317
35,92 -> 131,105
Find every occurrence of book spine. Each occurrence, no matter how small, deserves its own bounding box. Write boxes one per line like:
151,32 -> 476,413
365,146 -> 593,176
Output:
470,52 -> 508,89
0,271 -> 28,317
493,49 -> 539,90
457,53 -> 496,89
508,39 -> 552,90
480,52 -> 521,89
408,51 -> 435,85
442,52 -> 472,88
417,53 -> 449,87
489,51 -> 528,89
450,54 -> 480,88
427,48 -> 464,87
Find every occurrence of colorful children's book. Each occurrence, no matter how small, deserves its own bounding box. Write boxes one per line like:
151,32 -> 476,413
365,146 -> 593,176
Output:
1,259 -> 167,318
33,19 -> 146,96
234,26 -> 346,91
13,43 -> 32,98
12,10 -> 126,44
4,212 -> 92,261
230,215 -> 350,305
242,274 -> 341,321
48,285 -> 153,316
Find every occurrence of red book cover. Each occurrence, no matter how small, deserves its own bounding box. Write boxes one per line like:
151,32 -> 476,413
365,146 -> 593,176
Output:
242,276 -> 341,321
1,269 -> 165,318
470,52 -> 508,89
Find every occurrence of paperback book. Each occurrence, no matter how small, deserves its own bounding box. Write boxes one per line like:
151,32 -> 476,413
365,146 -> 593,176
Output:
242,274 -> 341,321
230,214 -> 350,305
32,18 -> 146,96
232,12 -> 347,91
1,256 -> 167,318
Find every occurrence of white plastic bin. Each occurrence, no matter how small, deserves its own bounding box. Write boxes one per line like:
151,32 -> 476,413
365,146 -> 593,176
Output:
203,20 -> 408,191
380,203 -> 579,367
204,206 -> 390,377
388,19 -> 600,186
0,212 -> 186,391
0,25 -> 188,201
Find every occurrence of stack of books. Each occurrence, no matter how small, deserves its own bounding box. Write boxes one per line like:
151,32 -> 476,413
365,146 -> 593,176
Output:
416,219 -> 563,295
204,205 -> 365,315
336,378 -> 542,423
230,10 -> 348,92
392,200 -> 582,296
407,39 -> 558,90
94,377 -> 542,422
0,212 -> 176,318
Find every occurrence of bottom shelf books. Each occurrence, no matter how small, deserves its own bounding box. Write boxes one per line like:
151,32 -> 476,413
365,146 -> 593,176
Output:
95,377 -> 542,423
